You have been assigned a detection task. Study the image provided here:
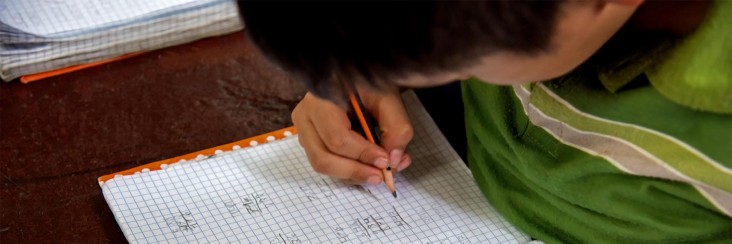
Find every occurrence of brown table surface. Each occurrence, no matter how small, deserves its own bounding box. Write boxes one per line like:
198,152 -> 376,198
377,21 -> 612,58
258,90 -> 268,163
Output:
0,32 -> 306,243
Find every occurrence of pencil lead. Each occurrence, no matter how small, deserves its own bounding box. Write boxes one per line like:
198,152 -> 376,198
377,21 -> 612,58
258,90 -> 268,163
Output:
392,191 -> 397,198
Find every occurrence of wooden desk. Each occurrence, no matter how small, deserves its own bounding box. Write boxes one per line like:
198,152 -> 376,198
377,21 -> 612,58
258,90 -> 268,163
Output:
0,32 -> 305,243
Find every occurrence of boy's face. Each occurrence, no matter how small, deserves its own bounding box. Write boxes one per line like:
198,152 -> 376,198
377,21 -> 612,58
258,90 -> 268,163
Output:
394,0 -> 643,87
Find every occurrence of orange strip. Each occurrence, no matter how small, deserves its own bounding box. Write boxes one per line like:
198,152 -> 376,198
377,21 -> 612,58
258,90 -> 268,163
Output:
21,52 -> 144,84
98,126 -> 298,184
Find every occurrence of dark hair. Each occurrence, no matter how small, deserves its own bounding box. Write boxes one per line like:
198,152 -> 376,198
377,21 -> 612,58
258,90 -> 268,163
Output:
237,1 -> 563,100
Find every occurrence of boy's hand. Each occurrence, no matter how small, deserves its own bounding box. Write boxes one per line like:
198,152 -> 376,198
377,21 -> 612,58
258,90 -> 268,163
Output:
291,89 -> 413,185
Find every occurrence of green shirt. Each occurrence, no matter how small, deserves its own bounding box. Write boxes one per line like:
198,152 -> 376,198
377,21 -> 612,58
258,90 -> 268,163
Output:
462,1 -> 732,243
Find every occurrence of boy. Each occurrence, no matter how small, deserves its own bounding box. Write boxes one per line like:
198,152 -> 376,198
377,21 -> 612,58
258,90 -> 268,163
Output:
237,0 -> 731,242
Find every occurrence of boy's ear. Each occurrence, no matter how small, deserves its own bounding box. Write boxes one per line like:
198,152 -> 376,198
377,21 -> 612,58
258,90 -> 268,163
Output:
604,0 -> 644,7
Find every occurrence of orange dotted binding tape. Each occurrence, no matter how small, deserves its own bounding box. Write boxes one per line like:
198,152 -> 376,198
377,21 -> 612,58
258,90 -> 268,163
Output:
98,126 -> 297,185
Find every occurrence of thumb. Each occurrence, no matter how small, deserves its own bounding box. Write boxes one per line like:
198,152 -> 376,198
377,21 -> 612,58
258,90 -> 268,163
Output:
362,88 -> 414,167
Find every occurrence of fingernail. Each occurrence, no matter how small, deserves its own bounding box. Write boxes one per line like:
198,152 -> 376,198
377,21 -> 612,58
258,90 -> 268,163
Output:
389,149 -> 403,168
367,176 -> 381,185
397,156 -> 411,172
374,157 -> 388,168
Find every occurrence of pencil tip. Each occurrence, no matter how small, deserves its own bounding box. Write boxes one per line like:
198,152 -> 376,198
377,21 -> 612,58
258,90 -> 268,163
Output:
392,192 -> 397,198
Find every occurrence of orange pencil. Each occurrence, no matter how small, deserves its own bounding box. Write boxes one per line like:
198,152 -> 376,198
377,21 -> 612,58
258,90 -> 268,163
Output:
348,90 -> 397,198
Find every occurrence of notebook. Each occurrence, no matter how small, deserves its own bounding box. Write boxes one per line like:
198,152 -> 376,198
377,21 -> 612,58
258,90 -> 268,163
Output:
0,0 -> 242,81
98,91 -> 531,243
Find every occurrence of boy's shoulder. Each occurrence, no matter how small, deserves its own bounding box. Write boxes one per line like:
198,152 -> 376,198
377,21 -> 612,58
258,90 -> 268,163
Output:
601,0 -> 732,114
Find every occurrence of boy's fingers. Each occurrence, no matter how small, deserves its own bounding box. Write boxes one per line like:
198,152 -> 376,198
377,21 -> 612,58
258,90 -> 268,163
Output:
295,113 -> 383,184
308,96 -> 389,168
302,131 -> 383,184
376,110 -> 413,152
397,153 -> 412,172
311,151 -> 384,185
364,90 -> 414,167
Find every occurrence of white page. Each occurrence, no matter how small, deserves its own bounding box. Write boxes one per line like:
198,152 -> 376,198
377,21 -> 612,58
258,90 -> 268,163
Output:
100,91 -> 530,243
0,0 -> 222,36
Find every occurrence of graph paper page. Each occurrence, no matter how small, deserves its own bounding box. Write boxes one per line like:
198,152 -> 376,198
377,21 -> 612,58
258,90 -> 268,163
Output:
101,91 -> 530,243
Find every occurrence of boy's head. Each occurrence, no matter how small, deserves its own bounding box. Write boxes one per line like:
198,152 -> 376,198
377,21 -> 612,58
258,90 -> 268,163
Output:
237,0 -> 642,99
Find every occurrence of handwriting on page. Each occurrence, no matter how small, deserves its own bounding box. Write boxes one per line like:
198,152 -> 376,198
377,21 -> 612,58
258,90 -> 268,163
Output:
221,192 -> 273,217
298,178 -> 337,202
268,232 -> 304,244
156,178 -> 422,242
164,210 -> 198,234
330,206 -> 412,243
